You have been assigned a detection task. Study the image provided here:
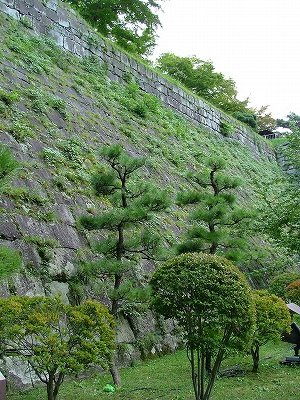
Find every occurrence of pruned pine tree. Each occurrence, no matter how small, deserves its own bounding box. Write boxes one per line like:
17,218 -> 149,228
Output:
177,157 -> 253,262
80,144 -> 170,386
177,157 -> 253,373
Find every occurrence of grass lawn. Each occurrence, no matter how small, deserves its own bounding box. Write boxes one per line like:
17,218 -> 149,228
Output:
8,341 -> 300,400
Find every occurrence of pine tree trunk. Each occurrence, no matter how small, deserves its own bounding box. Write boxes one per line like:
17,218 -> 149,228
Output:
109,222 -> 125,386
251,345 -> 260,373
110,362 -> 121,386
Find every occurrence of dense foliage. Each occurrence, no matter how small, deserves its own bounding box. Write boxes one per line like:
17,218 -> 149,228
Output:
250,290 -> 291,372
66,0 -> 163,56
151,252 -> 254,400
268,272 -> 300,300
277,112 -> 300,132
255,105 -> 277,132
286,280 -> 300,304
0,296 -> 115,400
156,53 -> 257,125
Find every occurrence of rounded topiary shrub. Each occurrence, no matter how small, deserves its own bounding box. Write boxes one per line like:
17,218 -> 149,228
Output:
150,252 -> 254,400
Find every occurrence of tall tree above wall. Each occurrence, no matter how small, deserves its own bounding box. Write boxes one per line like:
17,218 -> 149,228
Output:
65,0 -> 163,56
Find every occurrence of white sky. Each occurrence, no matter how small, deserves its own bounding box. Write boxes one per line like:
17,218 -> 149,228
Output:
153,0 -> 300,119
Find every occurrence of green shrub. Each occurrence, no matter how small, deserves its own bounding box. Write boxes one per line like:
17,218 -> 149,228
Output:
42,148 -> 65,166
151,253 -> 254,400
286,280 -> 300,304
250,290 -> 291,372
0,297 -> 115,400
232,111 -> 257,130
9,119 -> 35,141
0,145 -> 18,183
25,87 -> 67,117
0,88 -> 19,106
58,138 -> 85,163
269,272 -> 300,300
220,121 -> 234,137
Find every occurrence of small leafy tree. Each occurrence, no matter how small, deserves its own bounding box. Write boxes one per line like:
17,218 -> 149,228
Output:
269,272 -> 300,300
80,144 -> 170,385
150,253 -> 254,400
277,112 -> 300,133
255,105 -> 277,132
286,280 -> 300,304
156,53 -> 255,123
251,290 -> 291,372
0,296 -> 115,400
177,157 -> 253,261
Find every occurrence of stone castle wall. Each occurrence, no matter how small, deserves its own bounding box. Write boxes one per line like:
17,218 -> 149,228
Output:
0,0 -> 273,159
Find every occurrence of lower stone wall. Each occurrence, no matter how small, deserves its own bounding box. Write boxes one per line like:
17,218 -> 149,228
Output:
0,0 -> 274,160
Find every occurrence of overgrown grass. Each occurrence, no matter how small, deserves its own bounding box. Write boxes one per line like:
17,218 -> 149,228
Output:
8,342 -> 300,400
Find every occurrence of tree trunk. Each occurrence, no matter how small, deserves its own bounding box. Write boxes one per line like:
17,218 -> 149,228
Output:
205,351 -> 212,373
53,372 -> 64,400
47,377 -> 55,400
110,222 -> 125,386
251,345 -> 260,373
110,361 -> 121,386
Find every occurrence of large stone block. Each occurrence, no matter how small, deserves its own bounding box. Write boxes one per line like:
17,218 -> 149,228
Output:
3,358 -> 37,389
15,0 -> 31,15
0,216 -> 21,240
2,0 -> 14,7
44,7 -> 57,23
116,316 -> 136,344
48,28 -> 64,47
12,273 -> 44,296
0,371 -> 5,400
48,248 -> 76,278
47,281 -> 69,303
57,9 -> 70,27
74,42 -> 86,57
51,223 -> 82,249
0,3 -> 20,19
46,0 -> 57,11
63,36 -> 75,52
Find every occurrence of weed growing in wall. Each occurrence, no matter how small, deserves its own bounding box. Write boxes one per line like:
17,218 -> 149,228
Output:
25,87 -> 68,118
220,121 -> 235,137
9,117 -> 35,141
0,246 -> 22,280
0,88 -> 19,106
